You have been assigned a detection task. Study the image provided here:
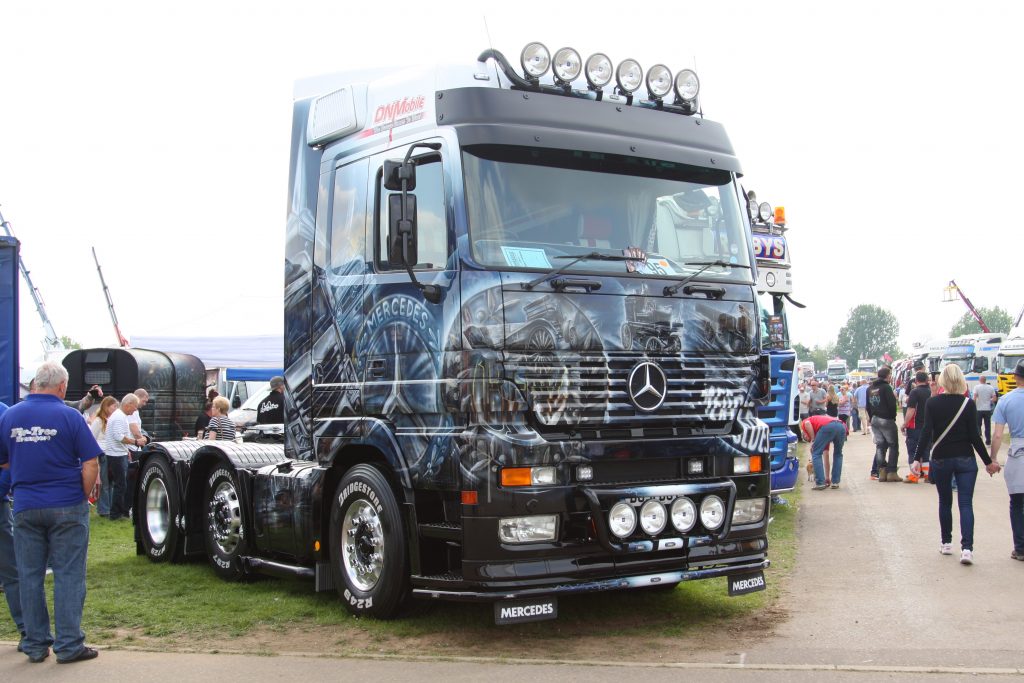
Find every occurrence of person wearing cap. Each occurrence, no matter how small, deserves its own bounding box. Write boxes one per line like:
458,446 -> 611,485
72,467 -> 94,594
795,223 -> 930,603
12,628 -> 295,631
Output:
989,360 -> 1024,561
256,376 -> 285,424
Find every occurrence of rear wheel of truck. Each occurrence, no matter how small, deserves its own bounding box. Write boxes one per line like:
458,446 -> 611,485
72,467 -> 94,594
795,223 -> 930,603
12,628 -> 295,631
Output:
137,457 -> 182,562
329,464 -> 408,619
204,465 -> 249,581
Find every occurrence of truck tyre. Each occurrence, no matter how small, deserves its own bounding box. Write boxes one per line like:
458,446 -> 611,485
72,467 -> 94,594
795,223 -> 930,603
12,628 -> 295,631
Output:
329,465 -> 408,619
137,457 -> 182,562
204,465 -> 249,581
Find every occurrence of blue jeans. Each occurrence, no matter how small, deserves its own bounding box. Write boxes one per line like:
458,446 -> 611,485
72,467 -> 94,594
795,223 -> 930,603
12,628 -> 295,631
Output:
851,408 -> 861,433
107,455 -> 129,520
97,454 -> 111,516
930,456 -> 978,550
0,498 -> 25,642
13,500 -> 91,659
1011,493 -> 1024,554
811,421 -> 846,486
905,426 -> 926,467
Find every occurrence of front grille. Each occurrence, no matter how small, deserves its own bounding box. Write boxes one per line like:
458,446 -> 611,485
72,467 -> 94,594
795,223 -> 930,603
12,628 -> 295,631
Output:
507,352 -> 757,436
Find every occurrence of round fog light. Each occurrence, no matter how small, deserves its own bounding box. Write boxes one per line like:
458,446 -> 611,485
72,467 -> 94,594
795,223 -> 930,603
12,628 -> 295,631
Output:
646,64 -> 673,99
609,502 -> 636,539
674,69 -> 700,102
521,42 -> 551,79
671,497 -> 696,532
585,53 -> 613,89
616,59 -> 643,94
758,202 -> 773,223
639,501 -> 667,535
700,495 -> 725,531
553,47 -> 582,84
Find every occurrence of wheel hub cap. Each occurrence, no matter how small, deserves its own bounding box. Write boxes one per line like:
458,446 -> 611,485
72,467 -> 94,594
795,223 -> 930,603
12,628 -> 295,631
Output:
341,500 -> 384,591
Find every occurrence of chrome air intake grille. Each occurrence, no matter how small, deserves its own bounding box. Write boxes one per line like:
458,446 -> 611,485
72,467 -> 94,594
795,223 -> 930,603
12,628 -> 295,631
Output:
506,352 -> 758,436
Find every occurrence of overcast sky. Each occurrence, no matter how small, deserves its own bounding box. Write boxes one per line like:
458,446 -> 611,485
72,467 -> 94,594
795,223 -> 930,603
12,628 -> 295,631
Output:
2,1 -> 1020,372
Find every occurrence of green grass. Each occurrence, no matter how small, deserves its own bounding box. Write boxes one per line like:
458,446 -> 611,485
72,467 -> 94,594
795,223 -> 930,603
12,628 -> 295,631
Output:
0,474 -> 800,653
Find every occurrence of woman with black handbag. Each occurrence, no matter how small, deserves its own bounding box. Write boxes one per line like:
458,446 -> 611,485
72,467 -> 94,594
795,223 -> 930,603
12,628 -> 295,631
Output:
911,364 -> 1001,565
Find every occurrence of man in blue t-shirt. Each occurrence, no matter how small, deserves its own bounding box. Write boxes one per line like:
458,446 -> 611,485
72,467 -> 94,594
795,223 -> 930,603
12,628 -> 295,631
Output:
0,362 -> 102,664
0,400 -> 26,652
990,360 -> 1024,561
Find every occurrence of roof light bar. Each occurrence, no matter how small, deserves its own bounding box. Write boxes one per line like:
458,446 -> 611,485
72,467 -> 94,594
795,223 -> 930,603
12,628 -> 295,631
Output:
674,69 -> 700,103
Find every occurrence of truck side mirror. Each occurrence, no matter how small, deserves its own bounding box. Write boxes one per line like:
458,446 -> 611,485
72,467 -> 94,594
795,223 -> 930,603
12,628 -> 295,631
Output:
383,159 -> 416,191
388,193 -> 418,266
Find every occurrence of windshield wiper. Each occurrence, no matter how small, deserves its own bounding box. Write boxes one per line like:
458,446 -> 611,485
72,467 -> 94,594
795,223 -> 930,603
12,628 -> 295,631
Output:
663,260 -> 751,297
521,251 -> 633,290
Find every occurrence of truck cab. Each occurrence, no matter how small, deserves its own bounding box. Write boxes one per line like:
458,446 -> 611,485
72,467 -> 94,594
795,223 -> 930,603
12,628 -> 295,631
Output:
826,360 -> 848,383
856,359 -> 877,377
133,43 -> 773,623
942,333 -> 1005,392
750,199 -> 799,493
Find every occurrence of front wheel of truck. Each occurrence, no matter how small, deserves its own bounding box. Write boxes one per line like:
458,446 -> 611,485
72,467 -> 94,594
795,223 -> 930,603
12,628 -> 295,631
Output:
329,465 -> 408,619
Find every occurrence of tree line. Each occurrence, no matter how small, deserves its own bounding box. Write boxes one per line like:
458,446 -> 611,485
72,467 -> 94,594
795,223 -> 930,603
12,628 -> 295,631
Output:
793,305 -> 1014,370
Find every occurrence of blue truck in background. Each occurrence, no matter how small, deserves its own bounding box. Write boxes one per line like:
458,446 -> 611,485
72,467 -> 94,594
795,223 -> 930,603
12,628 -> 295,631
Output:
748,198 -> 799,493
0,235 -> 19,407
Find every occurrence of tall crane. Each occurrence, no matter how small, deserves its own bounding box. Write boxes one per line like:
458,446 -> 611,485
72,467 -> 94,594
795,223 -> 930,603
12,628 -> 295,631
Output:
91,247 -> 129,347
943,279 -> 990,333
0,206 -> 65,356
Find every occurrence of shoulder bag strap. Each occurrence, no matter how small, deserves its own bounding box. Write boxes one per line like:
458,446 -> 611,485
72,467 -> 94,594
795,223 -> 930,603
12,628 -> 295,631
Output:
932,397 -> 969,450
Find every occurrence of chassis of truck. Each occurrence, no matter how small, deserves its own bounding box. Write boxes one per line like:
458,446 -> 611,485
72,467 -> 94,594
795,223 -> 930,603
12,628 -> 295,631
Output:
131,43 -> 772,623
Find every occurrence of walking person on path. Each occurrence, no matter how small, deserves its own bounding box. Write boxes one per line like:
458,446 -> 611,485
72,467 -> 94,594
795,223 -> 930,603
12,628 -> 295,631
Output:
988,360 -> 1024,561
801,414 -> 847,490
798,382 -> 810,422
973,376 -> 998,446
854,379 -> 871,435
911,364 -> 1000,565
837,384 -> 854,429
0,362 -> 102,664
868,366 -> 903,482
901,371 -> 932,484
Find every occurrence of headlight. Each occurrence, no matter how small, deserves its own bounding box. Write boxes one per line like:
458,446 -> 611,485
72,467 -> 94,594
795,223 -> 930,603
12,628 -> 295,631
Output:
609,502 -> 636,538
521,42 -> 551,79
552,47 -> 582,84
700,495 -> 725,530
616,59 -> 643,94
733,455 -> 763,474
646,64 -> 673,99
758,202 -> 773,223
639,501 -> 667,535
674,69 -> 700,102
671,497 -> 697,533
585,53 -> 613,89
732,498 -> 767,525
498,515 -> 558,543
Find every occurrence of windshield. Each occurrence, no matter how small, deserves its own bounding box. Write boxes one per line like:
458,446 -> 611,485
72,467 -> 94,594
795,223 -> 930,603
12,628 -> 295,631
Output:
463,145 -> 752,282
997,353 -> 1024,374
943,356 -> 973,373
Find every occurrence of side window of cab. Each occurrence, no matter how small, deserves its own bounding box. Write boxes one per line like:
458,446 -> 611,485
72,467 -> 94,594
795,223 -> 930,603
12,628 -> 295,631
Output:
376,154 -> 448,271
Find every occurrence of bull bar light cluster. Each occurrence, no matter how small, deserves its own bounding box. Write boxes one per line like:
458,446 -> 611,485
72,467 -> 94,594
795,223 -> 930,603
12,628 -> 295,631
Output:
502,42 -> 701,108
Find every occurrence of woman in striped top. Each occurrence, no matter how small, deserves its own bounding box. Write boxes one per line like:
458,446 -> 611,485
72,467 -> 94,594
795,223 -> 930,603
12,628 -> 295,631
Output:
205,396 -> 236,441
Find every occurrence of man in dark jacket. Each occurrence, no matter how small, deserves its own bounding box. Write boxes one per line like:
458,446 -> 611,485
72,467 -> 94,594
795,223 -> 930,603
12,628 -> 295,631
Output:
868,366 -> 902,482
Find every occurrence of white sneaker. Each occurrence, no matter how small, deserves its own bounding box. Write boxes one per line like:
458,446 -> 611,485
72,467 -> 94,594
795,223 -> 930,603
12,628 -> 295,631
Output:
940,543 -> 953,555
960,549 -> 973,565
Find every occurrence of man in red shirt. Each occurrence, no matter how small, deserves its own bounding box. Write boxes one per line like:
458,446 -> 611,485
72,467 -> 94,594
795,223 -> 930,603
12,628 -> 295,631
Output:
801,414 -> 848,490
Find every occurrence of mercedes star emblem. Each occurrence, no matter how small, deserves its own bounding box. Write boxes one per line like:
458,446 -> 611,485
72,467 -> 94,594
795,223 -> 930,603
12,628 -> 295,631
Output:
627,361 -> 668,412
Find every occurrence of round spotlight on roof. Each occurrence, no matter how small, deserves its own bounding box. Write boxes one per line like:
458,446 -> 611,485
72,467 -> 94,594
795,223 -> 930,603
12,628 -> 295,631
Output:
521,42 -> 551,79
674,69 -> 700,102
585,53 -> 613,89
758,202 -> 773,223
747,197 -> 760,222
616,59 -> 643,94
552,47 -> 582,85
646,64 -> 673,100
